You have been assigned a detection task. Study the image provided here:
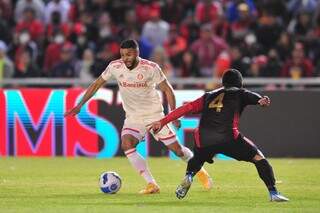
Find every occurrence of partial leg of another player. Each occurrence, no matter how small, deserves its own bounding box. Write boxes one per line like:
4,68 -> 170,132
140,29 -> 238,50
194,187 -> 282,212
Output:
175,149 -> 207,199
252,153 -> 289,202
165,141 -> 213,190
121,134 -> 160,194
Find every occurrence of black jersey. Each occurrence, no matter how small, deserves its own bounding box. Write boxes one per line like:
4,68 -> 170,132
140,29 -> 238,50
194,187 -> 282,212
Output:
198,87 -> 262,147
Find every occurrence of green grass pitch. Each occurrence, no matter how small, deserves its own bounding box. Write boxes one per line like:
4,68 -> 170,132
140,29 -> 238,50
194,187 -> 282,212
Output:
1,158 -> 319,213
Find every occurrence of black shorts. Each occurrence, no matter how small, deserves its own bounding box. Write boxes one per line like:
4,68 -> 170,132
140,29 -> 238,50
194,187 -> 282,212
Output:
194,134 -> 259,163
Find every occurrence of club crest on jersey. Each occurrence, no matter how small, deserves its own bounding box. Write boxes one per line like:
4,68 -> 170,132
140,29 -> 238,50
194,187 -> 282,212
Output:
137,73 -> 144,80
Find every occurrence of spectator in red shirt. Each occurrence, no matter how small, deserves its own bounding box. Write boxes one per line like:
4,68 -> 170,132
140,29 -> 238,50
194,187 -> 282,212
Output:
191,23 -> 228,76
135,0 -> 161,25
15,7 -> 44,43
281,42 -> 313,78
43,32 -> 69,74
46,11 -> 71,41
195,0 -> 222,25
164,24 -> 187,69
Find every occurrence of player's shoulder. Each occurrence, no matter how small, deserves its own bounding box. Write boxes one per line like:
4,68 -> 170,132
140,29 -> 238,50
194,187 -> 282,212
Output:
206,87 -> 225,96
108,59 -> 124,69
241,88 -> 262,98
240,88 -> 254,94
139,58 -> 159,70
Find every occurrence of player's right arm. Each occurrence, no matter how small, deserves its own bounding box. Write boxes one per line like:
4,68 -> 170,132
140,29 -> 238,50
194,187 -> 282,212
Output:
147,95 -> 205,133
64,76 -> 107,117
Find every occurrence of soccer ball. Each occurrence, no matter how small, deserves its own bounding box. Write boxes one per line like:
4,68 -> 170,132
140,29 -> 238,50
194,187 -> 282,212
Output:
99,171 -> 122,194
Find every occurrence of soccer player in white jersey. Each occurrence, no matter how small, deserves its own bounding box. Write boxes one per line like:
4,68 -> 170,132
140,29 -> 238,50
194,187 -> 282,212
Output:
65,39 -> 212,194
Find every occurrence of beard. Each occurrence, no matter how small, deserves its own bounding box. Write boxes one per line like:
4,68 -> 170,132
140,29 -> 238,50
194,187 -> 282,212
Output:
126,58 -> 138,70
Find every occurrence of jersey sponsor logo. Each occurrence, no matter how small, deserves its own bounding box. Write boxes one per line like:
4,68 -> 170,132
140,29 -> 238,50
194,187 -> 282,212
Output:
119,81 -> 147,88
137,73 -> 144,80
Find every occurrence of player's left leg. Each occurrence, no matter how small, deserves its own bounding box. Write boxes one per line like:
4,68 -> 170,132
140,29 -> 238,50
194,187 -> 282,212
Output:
240,137 -> 289,202
252,154 -> 289,202
122,119 -> 160,194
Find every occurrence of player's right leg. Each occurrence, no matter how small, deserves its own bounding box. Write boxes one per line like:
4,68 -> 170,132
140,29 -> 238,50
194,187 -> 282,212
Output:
166,141 -> 213,190
121,130 -> 159,194
154,124 -> 212,190
176,149 -> 209,199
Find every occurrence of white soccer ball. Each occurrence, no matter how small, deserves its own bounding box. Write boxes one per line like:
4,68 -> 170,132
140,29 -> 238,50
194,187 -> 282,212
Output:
99,171 -> 122,194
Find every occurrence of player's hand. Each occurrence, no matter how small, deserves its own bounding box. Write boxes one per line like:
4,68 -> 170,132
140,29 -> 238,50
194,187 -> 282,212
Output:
146,121 -> 163,134
172,119 -> 181,129
258,96 -> 271,107
64,105 -> 81,117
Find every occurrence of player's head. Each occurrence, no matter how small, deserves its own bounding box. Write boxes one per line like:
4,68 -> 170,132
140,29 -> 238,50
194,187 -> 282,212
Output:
120,39 -> 139,69
222,69 -> 243,88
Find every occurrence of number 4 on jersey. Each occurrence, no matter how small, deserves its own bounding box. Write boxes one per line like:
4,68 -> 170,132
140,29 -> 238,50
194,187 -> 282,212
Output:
209,93 -> 224,112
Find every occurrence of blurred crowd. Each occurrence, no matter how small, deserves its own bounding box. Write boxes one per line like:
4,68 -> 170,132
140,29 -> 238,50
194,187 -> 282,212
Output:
1,0 -> 320,82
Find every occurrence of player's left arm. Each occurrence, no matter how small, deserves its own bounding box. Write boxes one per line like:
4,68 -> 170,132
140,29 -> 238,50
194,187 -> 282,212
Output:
158,79 -> 181,129
258,96 -> 271,107
243,90 -> 271,107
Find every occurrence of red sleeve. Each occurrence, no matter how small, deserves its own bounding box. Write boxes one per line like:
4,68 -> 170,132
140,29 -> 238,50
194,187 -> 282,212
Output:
160,96 -> 204,126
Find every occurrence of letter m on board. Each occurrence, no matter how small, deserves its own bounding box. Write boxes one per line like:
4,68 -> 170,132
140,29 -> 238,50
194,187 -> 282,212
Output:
5,90 -> 65,156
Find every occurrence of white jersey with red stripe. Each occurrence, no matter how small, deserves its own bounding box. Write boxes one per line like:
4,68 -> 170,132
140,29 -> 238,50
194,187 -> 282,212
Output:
101,57 -> 177,145
101,57 -> 166,118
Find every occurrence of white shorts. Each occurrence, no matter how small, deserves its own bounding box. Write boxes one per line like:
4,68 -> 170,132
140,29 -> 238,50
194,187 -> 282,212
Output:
121,114 -> 178,146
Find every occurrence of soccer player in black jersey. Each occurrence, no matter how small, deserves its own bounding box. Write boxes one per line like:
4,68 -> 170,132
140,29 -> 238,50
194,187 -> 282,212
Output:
148,69 -> 289,202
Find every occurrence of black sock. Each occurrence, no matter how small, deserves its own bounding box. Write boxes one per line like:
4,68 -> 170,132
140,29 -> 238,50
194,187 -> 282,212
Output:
186,156 -> 204,177
254,159 -> 277,192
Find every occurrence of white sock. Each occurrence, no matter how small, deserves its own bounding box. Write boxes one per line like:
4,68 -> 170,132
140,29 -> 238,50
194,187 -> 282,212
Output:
180,146 -> 194,162
125,148 -> 156,184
